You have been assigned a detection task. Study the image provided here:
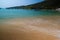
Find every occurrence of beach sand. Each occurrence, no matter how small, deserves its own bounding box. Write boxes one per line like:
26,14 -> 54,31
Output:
0,16 -> 60,40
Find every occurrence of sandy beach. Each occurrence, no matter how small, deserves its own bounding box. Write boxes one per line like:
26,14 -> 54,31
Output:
0,16 -> 60,40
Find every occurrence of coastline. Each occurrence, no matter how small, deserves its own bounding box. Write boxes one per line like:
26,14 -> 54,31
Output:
1,16 -> 60,40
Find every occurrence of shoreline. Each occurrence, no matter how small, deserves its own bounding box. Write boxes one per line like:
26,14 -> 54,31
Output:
1,16 -> 60,40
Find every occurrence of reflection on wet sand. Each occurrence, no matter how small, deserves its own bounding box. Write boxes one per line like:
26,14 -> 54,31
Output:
0,16 -> 60,40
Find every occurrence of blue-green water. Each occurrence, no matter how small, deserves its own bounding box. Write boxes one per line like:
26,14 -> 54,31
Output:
0,9 -> 60,19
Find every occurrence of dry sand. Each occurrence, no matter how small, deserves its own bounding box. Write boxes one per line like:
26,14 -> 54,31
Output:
0,16 -> 60,40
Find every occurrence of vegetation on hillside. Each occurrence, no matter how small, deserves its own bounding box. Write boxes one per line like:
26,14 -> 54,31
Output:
6,0 -> 60,9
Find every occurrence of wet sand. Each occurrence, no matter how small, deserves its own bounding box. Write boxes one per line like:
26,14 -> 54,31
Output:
0,16 -> 60,40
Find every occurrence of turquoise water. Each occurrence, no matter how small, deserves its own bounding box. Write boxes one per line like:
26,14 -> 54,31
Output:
0,9 -> 60,19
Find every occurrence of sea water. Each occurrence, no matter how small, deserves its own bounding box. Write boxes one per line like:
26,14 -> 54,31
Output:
0,9 -> 60,19
1,9 -> 60,40
0,9 -> 60,22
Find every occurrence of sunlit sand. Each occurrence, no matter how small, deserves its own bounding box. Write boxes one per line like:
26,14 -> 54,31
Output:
0,16 -> 60,40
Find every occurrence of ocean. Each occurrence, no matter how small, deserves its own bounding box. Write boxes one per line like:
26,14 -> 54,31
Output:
1,9 -> 60,40
0,9 -> 60,19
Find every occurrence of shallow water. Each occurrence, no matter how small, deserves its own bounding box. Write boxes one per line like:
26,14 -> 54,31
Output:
0,9 -> 60,40
0,9 -> 60,23
0,9 -> 60,19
